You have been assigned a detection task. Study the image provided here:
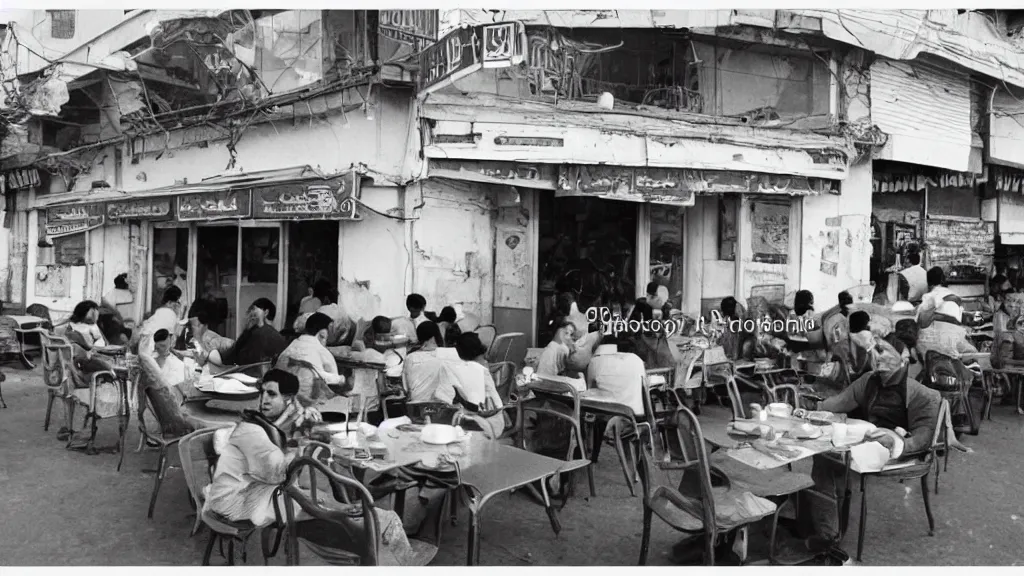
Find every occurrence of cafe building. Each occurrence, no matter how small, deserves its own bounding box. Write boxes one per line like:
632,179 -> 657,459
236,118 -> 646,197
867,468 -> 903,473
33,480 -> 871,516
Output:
410,18 -> 871,349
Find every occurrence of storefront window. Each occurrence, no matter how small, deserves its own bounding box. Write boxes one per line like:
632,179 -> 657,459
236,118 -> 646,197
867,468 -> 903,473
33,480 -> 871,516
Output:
649,205 -> 684,310
240,227 -> 280,331
196,227 -> 238,338
54,234 -> 86,266
151,228 -> 189,312
285,221 -> 339,329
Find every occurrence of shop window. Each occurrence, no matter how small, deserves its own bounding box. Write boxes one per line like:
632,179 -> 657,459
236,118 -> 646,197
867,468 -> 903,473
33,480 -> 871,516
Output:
227,10 -> 324,95
750,200 -> 790,265
54,234 -> 86,266
649,205 -> 685,309
152,228 -> 189,316
49,11 -> 76,40
718,196 -> 738,261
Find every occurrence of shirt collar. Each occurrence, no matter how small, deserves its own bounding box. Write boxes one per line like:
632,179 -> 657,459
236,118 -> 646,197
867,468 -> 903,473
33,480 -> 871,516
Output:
595,344 -> 618,356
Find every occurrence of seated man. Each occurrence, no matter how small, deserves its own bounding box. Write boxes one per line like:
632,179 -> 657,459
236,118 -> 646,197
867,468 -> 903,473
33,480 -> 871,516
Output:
797,339 -> 964,550
536,317 -> 588,390
391,294 -> 429,345
403,321 -> 451,403
436,333 -> 506,439
916,300 -> 977,362
276,312 -> 347,406
917,267 -> 959,329
204,370 -> 430,565
202,298 -> 287,377
138,328 -> 221,436
719,296 -> 754,361
584,335 -> 647,463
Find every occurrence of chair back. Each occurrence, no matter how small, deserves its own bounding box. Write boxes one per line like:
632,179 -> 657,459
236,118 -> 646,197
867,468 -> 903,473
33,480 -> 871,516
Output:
38,331 -> 74,394
637,406 -> 717,536
284,456 -> 381,566
0,316 -> 20,356
518,375 -> 585,461
142,385 -> 194,439
178,428 -> 222,512
286,357 -> 330,400
474,325 -> 497,350
406,401 -> 461,425
486,332 -> 524,364
488,361 -> 516,403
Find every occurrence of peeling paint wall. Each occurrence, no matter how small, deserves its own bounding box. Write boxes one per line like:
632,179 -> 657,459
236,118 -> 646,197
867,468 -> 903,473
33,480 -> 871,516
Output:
413,179 -> 495,323
337,185 -> 408,321
800,161 -> 873,300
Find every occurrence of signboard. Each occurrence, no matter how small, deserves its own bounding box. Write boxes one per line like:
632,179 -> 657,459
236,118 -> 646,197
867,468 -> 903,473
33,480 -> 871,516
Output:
177,190 -> 252,221
557,166 -> 834,205
419,22 -> 525,94
5,168 -> 41,191
252,174 -> 362,221
107,198 -> 173,221
379,10 -> 438,50
45,204 -> 105,238
926,217 -> 995,273
428,160 -> 557,189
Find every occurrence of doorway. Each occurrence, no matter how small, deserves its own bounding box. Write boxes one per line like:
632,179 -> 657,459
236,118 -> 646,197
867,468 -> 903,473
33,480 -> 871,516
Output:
151,227 -> 190,316
536,195 -> 638,345
285,220 -> 340,329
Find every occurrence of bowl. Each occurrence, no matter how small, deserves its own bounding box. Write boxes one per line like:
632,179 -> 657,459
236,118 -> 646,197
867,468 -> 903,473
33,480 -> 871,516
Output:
844,421 -> 877,443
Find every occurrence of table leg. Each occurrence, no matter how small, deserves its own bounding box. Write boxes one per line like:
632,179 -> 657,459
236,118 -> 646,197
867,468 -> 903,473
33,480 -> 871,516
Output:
540,477 -> 561,536
465,494 -> 481,566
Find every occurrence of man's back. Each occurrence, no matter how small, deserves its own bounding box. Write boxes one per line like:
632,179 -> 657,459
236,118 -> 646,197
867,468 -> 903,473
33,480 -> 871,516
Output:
586,345 -> 646,415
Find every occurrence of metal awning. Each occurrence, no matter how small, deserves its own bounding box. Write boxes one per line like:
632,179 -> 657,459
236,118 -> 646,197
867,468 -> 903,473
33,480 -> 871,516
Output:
34,165 -> 327,209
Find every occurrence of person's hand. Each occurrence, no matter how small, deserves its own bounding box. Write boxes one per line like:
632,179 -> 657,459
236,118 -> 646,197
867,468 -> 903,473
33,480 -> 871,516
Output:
296,406 -> 323,427
866,429 -> 896,451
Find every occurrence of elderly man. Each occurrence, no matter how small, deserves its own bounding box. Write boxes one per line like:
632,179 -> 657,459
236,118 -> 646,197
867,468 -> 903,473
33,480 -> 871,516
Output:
797,338 -> 952,551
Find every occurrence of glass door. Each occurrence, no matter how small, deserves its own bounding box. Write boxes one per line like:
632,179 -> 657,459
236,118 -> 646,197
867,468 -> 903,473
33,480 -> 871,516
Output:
239,226 -> 282,335
284,220 -> 339,330
196,226 -> 240,338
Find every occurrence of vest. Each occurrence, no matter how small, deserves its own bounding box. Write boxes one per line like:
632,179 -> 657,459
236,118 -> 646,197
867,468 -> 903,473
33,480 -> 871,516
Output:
865,372 -> 909,432
900,265 -> 928,302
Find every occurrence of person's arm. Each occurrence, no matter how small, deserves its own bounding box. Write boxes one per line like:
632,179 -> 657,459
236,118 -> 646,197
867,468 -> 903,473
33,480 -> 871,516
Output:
482,366 -> 503,410
819,372 -> 869,414
898,275 -> 910,301
234,424 -> 293,485
902,385 -> 941,457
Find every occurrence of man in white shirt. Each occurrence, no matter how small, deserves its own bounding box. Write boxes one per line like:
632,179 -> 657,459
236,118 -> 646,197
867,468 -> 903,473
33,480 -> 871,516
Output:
392,293 -> 429,345
583,337 -> 647,464
917,267 -> 961,329
898,253 -> 928,304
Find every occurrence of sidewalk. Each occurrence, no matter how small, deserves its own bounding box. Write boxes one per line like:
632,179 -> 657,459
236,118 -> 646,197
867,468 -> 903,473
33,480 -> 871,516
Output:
0,366 -> 1021,566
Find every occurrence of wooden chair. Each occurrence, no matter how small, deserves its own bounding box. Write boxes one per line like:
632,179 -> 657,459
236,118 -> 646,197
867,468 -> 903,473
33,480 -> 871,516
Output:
66,368 -> 130,456
851,399 -> 949,562
138,386 -> 196,519
281,455 -> 438,566
637,406 -> 779,565
486,331 -> 524,365
924,350 -> 981,437
178,428 -> 267,565
27,329 -> 72,431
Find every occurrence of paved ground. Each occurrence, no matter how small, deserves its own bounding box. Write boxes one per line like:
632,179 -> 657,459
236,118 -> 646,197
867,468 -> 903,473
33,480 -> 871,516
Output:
1,365 -> 1022,566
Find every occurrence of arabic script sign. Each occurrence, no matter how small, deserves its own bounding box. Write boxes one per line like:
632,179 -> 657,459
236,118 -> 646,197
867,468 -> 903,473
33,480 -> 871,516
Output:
557,166 -> 837,206
419,22 -> 525,94
107,198 -> 172,220
46,204 -> 105,238
253,175 -> 361,220
177,190 -> 252,221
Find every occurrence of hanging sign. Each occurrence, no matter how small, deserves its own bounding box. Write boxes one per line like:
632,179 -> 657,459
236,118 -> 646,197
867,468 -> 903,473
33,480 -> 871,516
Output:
419,21 -> 526,94
428,160 -> 557,189
556,166 -> 835,205
45,204 -> 105,238
106,197 -> 173,221
872,169 -> 977,193
252,174 -> 362,220
177,190 -> 252,221
4,168 -> 41,191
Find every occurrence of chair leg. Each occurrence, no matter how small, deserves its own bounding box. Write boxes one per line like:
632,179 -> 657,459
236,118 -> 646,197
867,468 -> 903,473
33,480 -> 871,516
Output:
612,430 -> 636,497
44,390 -> 55,431
202,533 -> 217,566
934,461 -> 940,495
920,475 -> 935,536
768,503 -> 783,565
227,538 -> 236,566
147,446 -> 168,519
116,418 -> 128,472
856,476 -> 867,563
638,505 -> 652,566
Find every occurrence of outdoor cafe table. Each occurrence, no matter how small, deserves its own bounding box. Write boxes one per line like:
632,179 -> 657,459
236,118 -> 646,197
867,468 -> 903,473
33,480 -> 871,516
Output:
697,404 -> 838,470
326,428 -> 571,565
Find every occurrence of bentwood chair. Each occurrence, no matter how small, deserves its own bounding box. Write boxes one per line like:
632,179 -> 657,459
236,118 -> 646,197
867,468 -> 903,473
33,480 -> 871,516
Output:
178,428 -> 267,566
851,399 -> 949,562
637,406 -> 778,566
473,325 -> 497,350
486,332 -> 525,365
30,330 -> 73,432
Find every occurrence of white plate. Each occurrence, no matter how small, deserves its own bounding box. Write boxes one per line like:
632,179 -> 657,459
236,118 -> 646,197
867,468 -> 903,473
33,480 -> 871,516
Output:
223,373 -> 258,385
421,424 -> 468,445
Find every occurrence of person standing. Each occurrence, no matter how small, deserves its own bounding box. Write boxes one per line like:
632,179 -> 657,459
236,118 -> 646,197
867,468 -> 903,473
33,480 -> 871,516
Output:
898,252 -> 928,304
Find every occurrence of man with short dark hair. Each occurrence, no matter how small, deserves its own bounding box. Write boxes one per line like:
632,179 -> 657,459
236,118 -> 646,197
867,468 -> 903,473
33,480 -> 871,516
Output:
202,298 -> 287,377
898,252 -> 928,304
392,294 -> 429,344
276,312 -> 347,404
917,267 -> 960,329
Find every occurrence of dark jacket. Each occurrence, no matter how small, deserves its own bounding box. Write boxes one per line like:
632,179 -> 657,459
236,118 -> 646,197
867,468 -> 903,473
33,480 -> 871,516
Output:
819,370 -> 941,457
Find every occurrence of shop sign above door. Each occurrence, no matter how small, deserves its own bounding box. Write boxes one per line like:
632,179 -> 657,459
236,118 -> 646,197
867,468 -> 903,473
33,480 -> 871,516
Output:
252,174 -> 362,220
177,190 -> 252,221
557,166 -> 836,205
428,159 -> 557,189
107,197 -> 173,221
45,204 -> 105,238
4,168 -> 41,191
419,21 -> 526,94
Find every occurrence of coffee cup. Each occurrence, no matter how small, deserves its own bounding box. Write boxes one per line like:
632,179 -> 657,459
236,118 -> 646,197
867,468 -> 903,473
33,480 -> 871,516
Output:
831,422 -> 848,444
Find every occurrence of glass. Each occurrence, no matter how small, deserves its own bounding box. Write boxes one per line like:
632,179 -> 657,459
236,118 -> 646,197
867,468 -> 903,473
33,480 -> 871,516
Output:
151,228 -> 189,312
196,226 -> 239,338
649,205 -> 685,311
240,227 -> 280,332
285,221 -> 339,329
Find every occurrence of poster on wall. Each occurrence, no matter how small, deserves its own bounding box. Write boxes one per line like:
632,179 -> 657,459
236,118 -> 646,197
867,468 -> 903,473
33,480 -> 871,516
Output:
35,265 -> 70,297
750,202 -> 790,265
495,227 -> 532,309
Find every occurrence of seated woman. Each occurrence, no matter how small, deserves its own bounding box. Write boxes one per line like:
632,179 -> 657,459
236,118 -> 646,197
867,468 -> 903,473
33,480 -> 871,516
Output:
185,303 -> 234,357
275,312 -> 347,406
204,370 -> 431,565
64,300 -> 119,375
436,333 -> 506,439
536,317 -> 587,390
436,306 -> 462,348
